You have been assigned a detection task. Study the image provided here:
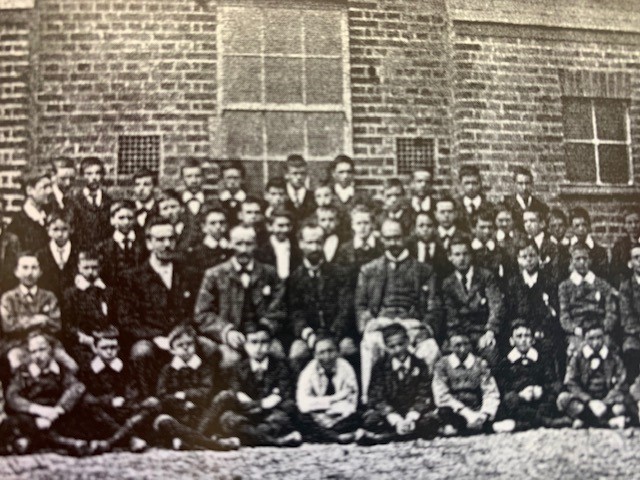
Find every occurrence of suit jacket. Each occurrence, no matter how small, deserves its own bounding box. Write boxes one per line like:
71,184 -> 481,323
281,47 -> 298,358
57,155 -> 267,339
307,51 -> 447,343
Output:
558,274 -> 617,336
183,242 -> 233,285
36,243 -> 79,298
117,260 -> 199,343
285,188 -> 317,221
68,189 -> 113,248
407,237 -> 453,283
61,283 -> 116,349
586,242 -> 609,281
368,353 -> 434,418
619,276 -> 640,351
0,286 -> 61,344
6,210 -> 49,252
441,267 -> 504,339
375,206 -> 415,238
194,259 -> 285,344
455,194 -> 495,232
255,237 -> 303,276
355,255 -> 442,339
96,236 -> 148,287
495,348 -> 560,400
503,194 -> 549,230
564,346 -> 627,405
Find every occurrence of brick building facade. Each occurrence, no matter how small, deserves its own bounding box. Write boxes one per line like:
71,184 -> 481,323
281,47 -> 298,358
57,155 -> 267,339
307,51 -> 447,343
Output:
1,0 -> 639,245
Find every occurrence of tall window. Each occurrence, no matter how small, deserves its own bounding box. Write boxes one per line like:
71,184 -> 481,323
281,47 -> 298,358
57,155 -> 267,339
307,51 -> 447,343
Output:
218,2 -> 351,179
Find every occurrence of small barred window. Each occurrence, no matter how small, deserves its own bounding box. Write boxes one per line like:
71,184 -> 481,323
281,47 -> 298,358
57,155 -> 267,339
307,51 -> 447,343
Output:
396,138 -> 434,175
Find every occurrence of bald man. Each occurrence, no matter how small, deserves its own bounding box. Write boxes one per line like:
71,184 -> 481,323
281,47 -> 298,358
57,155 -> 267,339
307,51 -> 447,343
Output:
194,225 -> 286,367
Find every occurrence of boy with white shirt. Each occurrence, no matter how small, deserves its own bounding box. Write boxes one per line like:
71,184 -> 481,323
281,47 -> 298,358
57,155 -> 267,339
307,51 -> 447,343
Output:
409,168 -> 434,215
522,206 -> 562,282
185,204 -> 232,278
180,158 -> 207,217
219,160 -> 247,226
457,165 -> 493,232
470,207 -> 509,285
434,196 -> 459,251
263,177 -> 289,220
316,205 -> 342,263
285,154 -> 316,220
256,207 -> 300,280
432,332 -> 500,436
36,210 -> 78,299
568,207 -> 609,280
408,211 -> 450,283
132,168 -> 157,231
376,178 -> 414,236
559,243 -> 617,358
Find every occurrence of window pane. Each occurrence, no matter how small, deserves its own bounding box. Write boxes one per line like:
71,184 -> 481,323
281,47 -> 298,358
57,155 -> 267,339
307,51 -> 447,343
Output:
265,58 -> 303,103
223,57 -> 262,103
307,113 -> 345,157
304,10 -> 342,56
565,143 -> 596,183
306,58 -> 343,104
221,7 -> 262,54
562,98 -> 593,140
595,100 -> 627,141
266,112 -> 305,156
264,9 -> 302,55
599,144 -> 630,184
224,112 -> 264,158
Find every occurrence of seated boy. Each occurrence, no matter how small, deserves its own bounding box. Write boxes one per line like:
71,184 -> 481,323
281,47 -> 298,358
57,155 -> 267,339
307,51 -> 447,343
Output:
557,319 -> 633,429
155,324 -> 240,450
296,334 -> 360,443
4,333 -> 90,455
493,320 -> 566,432
78,325 -> 159,453
432,332 -> 500,435
218,322 -> 302,447
618,243 -> 640,382
559,243 -> 617,357
358,324 -> 438,445
36,210 -> 78,299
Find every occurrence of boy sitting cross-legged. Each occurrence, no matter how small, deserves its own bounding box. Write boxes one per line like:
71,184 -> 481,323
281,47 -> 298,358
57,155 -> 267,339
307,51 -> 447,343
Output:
557,318 -> 634,430
357,324 -> 439,445
432,332 -> 500,436
218,322 -> 303,447
493,320 -> 568,432
154,324 -> 240,451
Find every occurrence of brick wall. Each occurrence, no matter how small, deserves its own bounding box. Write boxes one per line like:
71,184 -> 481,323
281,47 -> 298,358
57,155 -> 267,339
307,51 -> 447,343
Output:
451,22 -> 640,245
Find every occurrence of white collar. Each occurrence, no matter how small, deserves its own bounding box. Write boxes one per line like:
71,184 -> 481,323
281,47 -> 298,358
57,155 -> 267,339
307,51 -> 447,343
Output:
455,266 -> 474,284
438,225 -> 456,238
170,354 -> 203,371
287,183 -> 308,202
334,183 -> 355,203
270,235 -> 290,249
582,344 -> 609,360
203,235 -> 229,250
113,230 -> 136,245
635,274 -> 640,286
471,238 -> 495,251
52,184 -> 65,208
303,257 -> 323,273
250,357 -> 269,373
391,356 -> 411,372
83,187 -> 103,206
50,240 -> 71,258
19,284 -> 38,297
28,360 -> 60,378
385,249 -> 410,264
182,190 -> 205,204
231,257 -> 254,273
74,274 -> 107,291
533,232 -> 545,249
571,235 -> 595,249
522,269 -> 538,288
91,356 -> 124,374
463,195 -> 482,209
507,347 -> 539,364
570,270 -> 596,286
219,189 -> 246,203
516,193 -> 531,210
23,200 -> 46,226
411,196 -> 431,212
448,353 -> 476,369
136,199 -> 155,212
353,235 -> 376,250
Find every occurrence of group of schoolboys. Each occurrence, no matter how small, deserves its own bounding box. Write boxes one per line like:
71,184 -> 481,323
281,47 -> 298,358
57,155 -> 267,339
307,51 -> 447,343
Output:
1,153 -> 640,456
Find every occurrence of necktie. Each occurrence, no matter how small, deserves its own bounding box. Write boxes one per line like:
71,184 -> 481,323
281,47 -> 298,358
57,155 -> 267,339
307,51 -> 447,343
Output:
57,248 -> 66,270
89,192 -> 97,206
397,365 -> 408,380
324,369 -> 336,396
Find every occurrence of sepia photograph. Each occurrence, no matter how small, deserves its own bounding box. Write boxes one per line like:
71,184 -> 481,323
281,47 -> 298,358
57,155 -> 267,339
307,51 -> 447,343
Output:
0,0 -> 639,478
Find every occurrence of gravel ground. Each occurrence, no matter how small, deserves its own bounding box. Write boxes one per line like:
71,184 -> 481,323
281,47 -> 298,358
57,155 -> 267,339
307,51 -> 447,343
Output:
0,428 -> 638,480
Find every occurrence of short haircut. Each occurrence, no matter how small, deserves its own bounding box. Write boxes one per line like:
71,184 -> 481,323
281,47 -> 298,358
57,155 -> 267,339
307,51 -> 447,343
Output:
569,207 -> 591,226
523,205 -> 546,222
349,203 -> 372,220
314,178 -> 333,191
45,209 -> 73,227
569,241 -> 590,257
447,233 -> 472,253
332,154 -> 354,171
110,200 -> 136,217
434,194 -> 456,209
20,167 -> 51,191
15,250 -> 39,267
156,188 -> 182,205
472,206 -> 495,226
510,318 -> 532,334
133,168 -> 158,185
79,157 -> 105,175
268,206 -> 294,223
629,243 -> 640,255
514,238 -> 539,255
459,165 -> 480,180
313,332 -> 337,351
286,154 -> 306,169
167,323 -> 197,348
242,321 -> 272,337
198,203 -> 227,225
411,167 -> 433,178
316,205 -> 338,217
92,325 -> 120,343
448,330 -> 470,341
77,248 -> 101,264
493,202 -> 514,218
298,220 -> 325,241
229,224 -> 257,242
415,210 -> 436,225
265,177 -> 287,192
582,315 -> 604,335
220,159 -> 245,177
145,215 -> 174,236
383,177 -> 405,193
380,217 -> 404,236
50,157 -> 75,173
241,195 -> 263,210
180,158 -> 202,175
27,331 -> 54,347
622,206 -> 640,220
548,207 -> 567,224
513,166 -> 533,179
381,323 -> 408,344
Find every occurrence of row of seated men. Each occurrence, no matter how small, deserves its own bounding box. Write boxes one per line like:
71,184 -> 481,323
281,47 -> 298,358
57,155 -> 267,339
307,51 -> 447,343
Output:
1,154 -> 640,454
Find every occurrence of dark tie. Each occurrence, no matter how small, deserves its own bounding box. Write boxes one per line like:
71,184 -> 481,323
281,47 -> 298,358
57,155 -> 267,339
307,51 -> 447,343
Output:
324,369 -> 336,396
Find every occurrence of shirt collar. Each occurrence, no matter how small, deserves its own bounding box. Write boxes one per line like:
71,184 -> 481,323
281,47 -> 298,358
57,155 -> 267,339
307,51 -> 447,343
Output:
463,195 -> 482,209
516,193 -> 531,210
635,274 -> 640,286
83,187 -> 103,206
52,184 -> 65,207
391,356 -> 411,372
19,284 -> 38,297
113,229 -> 136,245
50,240 -> 71,257
91,356 -> 124,374
203,235 -> 229,250
74,274 -> 107,291
471,238 -> 495,251
270,235 -> 290,249
385,249 -> 410,264
23,199 -> 46,226
438,226 -> 456,238
334,183 -> 355,203
571,235 -> 595,249
149,253 -> 173,274
182,190 -> 205,204
570,270 -> 596,286
28,360 -> 60,378
582,344 -> 608,360
231,257 -> 254,273
522,269 -> 538,288
507,347 -> 539,364
533,232 -> 545,249
353,235 -> 376,250
448,353 -> 476,369
250,357 -> 269,373
411,196 -> 431,212
303,257 -> 323,272
219,189 -> 246,203
455,266 -> 474,284
136,199 -> 155,212
287,182 -> 308,202
170,354 -> 203,371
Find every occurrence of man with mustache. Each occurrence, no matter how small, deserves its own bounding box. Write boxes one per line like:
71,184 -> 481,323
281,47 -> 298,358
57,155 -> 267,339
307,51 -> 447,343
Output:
194,225 -> 285,368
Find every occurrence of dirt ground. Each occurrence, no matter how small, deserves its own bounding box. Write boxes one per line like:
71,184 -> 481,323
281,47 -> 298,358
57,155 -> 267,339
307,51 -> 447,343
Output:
0,428 -> 638,480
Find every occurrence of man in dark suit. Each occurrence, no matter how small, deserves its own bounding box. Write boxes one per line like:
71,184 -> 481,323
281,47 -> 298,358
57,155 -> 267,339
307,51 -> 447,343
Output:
503,166 -> 549,231
330,154 -> 372,216
456,165 -> 494,232
522,207 -> 563,284
441,234 -> 504,367
409,168 -> 435,216
255,207 -> 302,280
286,222 -> 354,372
284,154 -> 316,221
68,157 -> 113,249
218,160 -> 248,227
117,217 -> 203,397
358,324 -> 438,445
194,224 -> 285,368
132,168 -> 157,233
36,210 -> 78,299
407,211 -> 450,282
356,218 -> 442,403
180,158 -> 210,219
568,207 -> 609,280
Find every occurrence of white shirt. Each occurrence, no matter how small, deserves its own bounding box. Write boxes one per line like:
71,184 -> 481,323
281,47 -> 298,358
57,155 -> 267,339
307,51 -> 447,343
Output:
463,195 -> 482,213
250,357 -> 269,374
324,234 -> 339,262
353,235 -> 376,251
83,187 -> 103,207
471,238 -> 495,251
52,184 -> 66,209
416,240 -> 436,262
219,189 -> 247,204
334,184 -> 355,204
135,199 -> 155,227
507,347 -> 539,364
571,235 -> 595,249
411,196 -> 431,213
23,200 -> 46,226
455,267 -> 474,293
28,360 -> 60,379
203,235 -> 229,250
635,274 -> 640,286
49,240 -> 71,269
384,249 -> 410,269
270,235 -> 291,279
522,270 -> 538,288
74,274 -> 107,291
182,191 -> 205,215
533,232 -> 545,250
438,226 -> 456,240
149,254 -> 173,290
448,353 -> 477,370
287,183 -> 308,207
569,270 -> 596,286
516,193 -> 531,211
391,356 -> 412,379
113,230 -> 136,250
231,257 -> 254,288
91,356 -> 124,374
170,354 -> 203,371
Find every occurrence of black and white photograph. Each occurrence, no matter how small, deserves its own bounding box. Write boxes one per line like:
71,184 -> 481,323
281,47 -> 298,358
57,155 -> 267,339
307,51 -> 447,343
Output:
0,0 -> 640,478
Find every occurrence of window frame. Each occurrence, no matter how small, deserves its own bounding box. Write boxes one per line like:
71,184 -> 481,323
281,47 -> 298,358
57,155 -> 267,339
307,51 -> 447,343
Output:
115,134 -> 164,186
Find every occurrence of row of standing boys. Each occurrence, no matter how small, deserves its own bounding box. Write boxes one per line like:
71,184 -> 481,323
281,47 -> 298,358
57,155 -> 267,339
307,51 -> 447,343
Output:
1,154 -> 640,453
